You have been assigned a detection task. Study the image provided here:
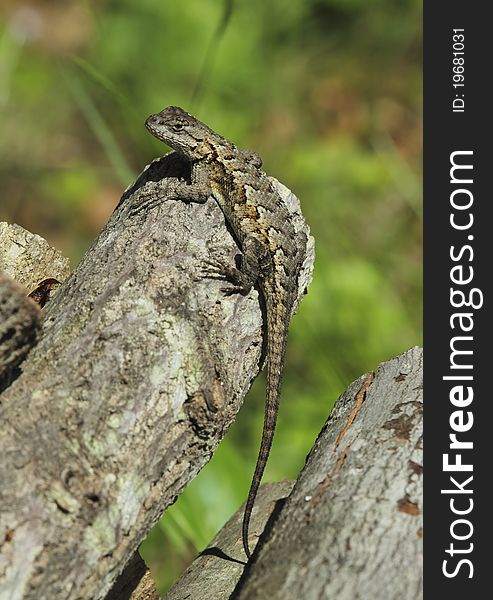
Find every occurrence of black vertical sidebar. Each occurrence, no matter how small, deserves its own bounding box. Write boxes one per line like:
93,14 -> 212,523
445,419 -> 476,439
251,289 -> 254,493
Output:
424,1 -> 490,597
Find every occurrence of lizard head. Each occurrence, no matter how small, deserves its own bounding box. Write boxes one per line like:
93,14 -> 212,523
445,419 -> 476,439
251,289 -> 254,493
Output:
145,106 -> 218,161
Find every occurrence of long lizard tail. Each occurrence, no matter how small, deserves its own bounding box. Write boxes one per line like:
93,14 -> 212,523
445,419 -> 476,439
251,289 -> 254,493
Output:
242,298 -> 289,559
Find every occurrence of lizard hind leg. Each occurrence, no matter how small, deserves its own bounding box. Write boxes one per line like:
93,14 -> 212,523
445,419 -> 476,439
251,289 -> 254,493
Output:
200,235 -> 270,295
198,256 -> 252,295
227,234 -> 273,294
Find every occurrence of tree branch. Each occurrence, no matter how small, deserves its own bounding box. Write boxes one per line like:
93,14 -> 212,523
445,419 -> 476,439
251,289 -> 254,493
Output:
161,347 -> 423,600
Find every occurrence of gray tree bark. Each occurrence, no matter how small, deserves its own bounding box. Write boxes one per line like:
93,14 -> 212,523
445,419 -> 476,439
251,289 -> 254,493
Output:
0,222 -> 70,293
161,347 -> 423,600
0,223 -> 70,387
162,481 -> 295,600
0,275 -> 40,386
0,153 -> 313,600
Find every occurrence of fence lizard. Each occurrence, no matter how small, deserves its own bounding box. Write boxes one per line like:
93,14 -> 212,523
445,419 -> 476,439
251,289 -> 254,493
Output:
145,106 -> 307,559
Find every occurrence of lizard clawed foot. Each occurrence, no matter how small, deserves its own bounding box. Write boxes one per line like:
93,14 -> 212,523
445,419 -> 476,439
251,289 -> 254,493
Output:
128,190 -> 161,217
128,179 -> 193,217
198,256 -> 252,295
199,257 -> 233,280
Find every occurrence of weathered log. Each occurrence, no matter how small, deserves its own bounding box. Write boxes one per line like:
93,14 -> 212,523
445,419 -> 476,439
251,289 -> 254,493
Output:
162,481 -> 294,600
0,223 -> 70,388
0,154 -> 313,600
0,222 -> 70,293
0,276 -> 40,388
160,347 -> 423,600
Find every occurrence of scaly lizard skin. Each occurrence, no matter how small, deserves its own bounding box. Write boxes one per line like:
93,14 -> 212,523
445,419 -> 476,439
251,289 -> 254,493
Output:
145,106 -> 307,559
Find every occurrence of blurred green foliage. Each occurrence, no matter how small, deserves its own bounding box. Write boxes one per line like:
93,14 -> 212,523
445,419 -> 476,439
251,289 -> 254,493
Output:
1,0 -> 421,593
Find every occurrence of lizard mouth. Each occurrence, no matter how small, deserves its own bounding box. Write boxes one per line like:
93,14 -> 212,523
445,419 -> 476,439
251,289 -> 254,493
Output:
145,114 -> 162,130
145,114 -> 169,144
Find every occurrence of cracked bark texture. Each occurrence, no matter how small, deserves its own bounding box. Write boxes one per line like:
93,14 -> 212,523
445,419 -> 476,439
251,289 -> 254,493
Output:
0,153 -> 313,600
0,276 -> 40,387
157,347 -> 423,600
0,222 -> 70,293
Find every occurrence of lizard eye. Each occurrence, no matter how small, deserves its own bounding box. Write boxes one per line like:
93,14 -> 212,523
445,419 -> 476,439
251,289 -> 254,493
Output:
172,122 -> 184,131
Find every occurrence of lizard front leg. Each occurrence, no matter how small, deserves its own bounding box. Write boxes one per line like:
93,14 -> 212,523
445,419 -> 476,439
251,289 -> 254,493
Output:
165,161 -> 212,203
129,161 -> 212,216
